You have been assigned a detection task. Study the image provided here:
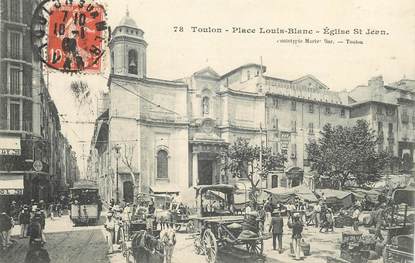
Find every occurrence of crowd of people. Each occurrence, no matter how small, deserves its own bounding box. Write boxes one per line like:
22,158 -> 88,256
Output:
0,196 -> 69,252
242,193 -> 379,260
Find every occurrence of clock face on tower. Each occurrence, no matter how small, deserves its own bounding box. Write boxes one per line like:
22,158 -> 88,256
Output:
31,0 -> 109,73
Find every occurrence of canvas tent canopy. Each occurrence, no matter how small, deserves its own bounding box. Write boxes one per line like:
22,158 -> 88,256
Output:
233,190 -> 268,205
349,188 -> 382,203
264,185 -> 318,203
315,189 -> 354,208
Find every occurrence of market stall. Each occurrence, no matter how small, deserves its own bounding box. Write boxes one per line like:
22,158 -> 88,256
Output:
315,189 -> 354,210
264,185 -> 318,204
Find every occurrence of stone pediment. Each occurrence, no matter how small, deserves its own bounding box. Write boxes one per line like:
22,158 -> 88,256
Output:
193,67 -> 221,80
293,75 -> 328,90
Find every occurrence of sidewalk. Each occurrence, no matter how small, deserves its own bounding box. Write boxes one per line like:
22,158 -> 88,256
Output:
262,221 -> 384,263
263,224 -> 341,263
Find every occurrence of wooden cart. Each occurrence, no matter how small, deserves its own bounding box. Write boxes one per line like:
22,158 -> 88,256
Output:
192,185 -> 267,263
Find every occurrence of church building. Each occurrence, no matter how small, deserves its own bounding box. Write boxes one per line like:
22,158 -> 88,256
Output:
91,12 -> 264,203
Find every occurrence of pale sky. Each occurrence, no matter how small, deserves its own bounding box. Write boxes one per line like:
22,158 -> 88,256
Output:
48,0 -> 415,177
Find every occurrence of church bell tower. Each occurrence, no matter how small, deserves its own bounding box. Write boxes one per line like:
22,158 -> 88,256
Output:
109,9 -> 147,78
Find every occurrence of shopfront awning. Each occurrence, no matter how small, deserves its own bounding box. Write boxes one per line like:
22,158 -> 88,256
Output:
150,184 -> 181,194
0,136 -> 21,156
0,175 -> 24,195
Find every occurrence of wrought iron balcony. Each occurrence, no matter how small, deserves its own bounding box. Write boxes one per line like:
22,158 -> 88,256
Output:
22,120 -> 32,132
402,114 -> 409,124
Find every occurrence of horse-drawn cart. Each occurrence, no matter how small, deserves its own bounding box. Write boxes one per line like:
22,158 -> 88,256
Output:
192,185 -> 267,263
121,219 -> 163,263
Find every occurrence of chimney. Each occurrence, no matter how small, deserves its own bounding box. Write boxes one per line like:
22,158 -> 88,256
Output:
368,75 -> 384,89
368,76 -> 384,101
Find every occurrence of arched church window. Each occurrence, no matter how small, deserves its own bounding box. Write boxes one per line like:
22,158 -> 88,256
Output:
202,97 -> 210,115
156,150 -> 168,179
128,49 -> 138,74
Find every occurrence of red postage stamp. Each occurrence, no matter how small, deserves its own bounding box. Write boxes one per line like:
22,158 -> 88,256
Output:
44,1 -> 106,73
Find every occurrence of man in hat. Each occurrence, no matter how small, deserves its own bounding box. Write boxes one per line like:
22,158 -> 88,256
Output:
257,204 -> 266,234
28,212 -> 44,245
9,201 -> 18,220
19,206 -> 31,238
269,210 -> 284,253
38,200 -> 45,211
373,203 -> 385,241
122,203 -> 131,237
313,202 -> 322,228
0,211 -> 13,250
352,205 -> 361,232
291,213 -> 303,260
30,200 -> 38,219
264,198 -> 273,232
104,211 -> 116,254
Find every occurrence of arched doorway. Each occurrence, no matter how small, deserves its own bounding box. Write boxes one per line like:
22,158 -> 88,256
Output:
123,181 -> 134,203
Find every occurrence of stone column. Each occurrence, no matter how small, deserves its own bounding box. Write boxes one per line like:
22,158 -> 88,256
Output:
192,152 -> 198,186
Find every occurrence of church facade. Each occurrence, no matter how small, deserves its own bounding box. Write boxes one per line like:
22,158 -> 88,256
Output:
89,13 -> 415,204
91,13 -> 265,203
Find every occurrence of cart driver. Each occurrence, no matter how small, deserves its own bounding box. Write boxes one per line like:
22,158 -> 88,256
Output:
177,202 -> 186,215
169,199 -> 178,212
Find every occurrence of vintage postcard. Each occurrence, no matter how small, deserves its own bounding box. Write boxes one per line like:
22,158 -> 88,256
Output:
0,0 -> 414,262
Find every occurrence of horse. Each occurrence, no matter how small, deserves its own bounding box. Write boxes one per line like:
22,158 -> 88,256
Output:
131,230 -> 164,263
160,227 -> 177,263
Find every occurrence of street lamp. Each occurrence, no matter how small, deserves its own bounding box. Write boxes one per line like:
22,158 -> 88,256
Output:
113,144 -> 121,204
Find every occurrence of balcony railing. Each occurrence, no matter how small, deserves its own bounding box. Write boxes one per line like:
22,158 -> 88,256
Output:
6,51 -> 23,61
0,119 -> 32,132
402,114 -> 409,124
0,85 -> 33,98
22,120 -> 32,132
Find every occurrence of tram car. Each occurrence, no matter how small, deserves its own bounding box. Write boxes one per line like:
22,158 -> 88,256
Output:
69,181 -> 101,225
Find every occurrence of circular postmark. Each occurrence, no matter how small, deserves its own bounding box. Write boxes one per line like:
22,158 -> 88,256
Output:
31,0 -> 109,73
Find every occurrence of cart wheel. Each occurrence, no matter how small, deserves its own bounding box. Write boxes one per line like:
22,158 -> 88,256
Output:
203,229 -> 217,263
246,239 -> 264,256
186,221 -> 195,233
174,223 -> 181,231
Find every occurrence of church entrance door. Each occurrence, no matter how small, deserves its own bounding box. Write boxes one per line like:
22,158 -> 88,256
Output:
198,160 -> 213,185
